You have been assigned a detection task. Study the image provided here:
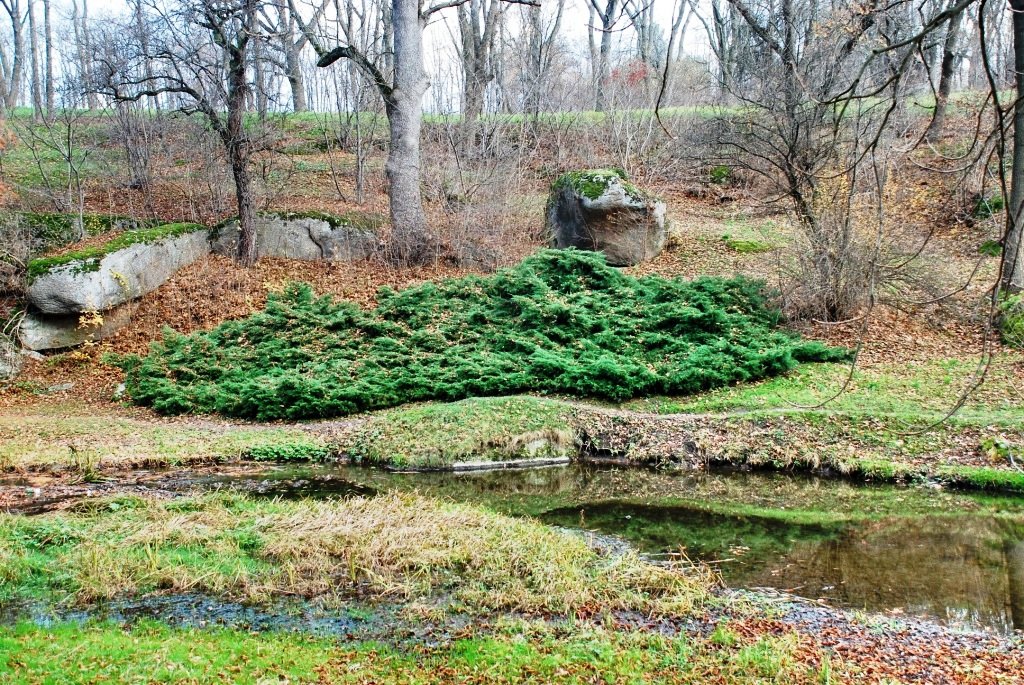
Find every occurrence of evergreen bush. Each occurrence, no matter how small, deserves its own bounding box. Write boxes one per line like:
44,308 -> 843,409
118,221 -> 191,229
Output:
115,250 -> 848,420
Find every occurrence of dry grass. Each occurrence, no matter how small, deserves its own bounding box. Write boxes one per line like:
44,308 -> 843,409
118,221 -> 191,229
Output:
0,403 -> 329,472
4,493 -> 712,615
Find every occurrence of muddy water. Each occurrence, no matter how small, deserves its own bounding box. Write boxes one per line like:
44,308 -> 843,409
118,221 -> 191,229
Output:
192,463 -> 1024,635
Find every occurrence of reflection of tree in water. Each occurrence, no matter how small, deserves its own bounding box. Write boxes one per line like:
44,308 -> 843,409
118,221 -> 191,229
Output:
738,518 -> 1021,634
1007,539 -> 1024,631
231,464 -> 1024,633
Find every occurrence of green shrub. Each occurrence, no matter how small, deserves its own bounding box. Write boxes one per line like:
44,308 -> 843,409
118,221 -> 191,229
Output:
709,165 -> 731,185
114,250 -> 848,420
245,442 -> 334,462
973,195 -> 1005,219
998,293 -> 1024,349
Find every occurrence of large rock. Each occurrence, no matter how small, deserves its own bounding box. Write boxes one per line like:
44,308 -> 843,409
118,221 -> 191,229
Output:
211,211 -> 380,262
18,302 -> 137,351
546,169 -> 667,266
26,224 -> 209,315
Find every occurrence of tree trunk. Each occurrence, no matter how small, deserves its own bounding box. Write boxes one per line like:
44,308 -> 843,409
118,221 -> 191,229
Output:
5,0 -> 25,112
386,0 -> 433,265
1005,0 -> 1024,292
595,0 -> 616,112
924,6 -> 962,142
231,143 -> 258,267
1007,539 -> 1024,631
78,0 -> 98,109
285,44 -> 306,112
42,0 -> 52,116
224,6 -> 257,267
27,0 -> 42,121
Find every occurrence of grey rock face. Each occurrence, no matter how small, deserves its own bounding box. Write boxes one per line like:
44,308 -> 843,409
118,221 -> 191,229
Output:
547,175 -> 667,266
26,228 -> 210,315
19,303 -> 137,351
0,335 -> 22,380
211,214 -> 378,262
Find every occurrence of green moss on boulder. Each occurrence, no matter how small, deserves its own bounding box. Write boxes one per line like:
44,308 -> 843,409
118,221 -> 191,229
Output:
550,169 -> 653,202
26,223 -> 206,283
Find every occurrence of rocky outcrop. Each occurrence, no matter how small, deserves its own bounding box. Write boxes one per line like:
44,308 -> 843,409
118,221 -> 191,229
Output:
547,169 -> 667,266
211,212 -> 379,262
0,335 -> 22,379
25,224 -> 209,315
18,303 -> 138,351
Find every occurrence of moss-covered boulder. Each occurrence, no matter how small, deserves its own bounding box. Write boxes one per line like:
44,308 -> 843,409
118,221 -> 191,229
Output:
211,211 -> 380,262
546,169 -> 667,266
25,223 -> 209,315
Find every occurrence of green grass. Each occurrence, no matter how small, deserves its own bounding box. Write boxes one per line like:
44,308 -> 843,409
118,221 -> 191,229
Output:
0,492 -> 707,615
348,396 -> 576,468
631,358 -> 1024,427
0,407 -> 332,471
116,249 -> 847,420
26,222 -> 207,282
0,619 -> 828,685
721,237 -> 774,254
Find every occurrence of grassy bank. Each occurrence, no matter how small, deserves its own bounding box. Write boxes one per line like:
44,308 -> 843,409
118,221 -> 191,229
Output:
347,396 -> 575,469
0,492 -> 708,614
1,619 -> 833,685
0,405 -> 333,472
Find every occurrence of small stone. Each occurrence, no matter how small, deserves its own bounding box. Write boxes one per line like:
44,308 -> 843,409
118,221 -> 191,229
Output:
47,381 -> 74,393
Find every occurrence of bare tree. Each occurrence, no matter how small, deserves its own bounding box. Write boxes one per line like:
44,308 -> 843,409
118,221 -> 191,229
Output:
587,0 -> 626,112
27,0 -> 41,120
521,0 -> 564,121
924,0 -> 965,141
41,0 -> 51,115
94,0 -> 268,266
455,0 -> 503,126
0,0 -> 27,114
295,0 -> 537,265
1003,0 -> 1024,292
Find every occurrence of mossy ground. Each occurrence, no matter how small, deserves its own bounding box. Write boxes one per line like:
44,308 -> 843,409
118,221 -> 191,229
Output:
347,396 -> 575,468
1,619 -> 833,685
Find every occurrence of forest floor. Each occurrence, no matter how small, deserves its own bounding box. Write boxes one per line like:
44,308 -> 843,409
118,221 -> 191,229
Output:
2,117 -> 1024,682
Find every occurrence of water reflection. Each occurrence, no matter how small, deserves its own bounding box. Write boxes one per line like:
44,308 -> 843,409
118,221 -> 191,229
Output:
201,463 -> 1024,634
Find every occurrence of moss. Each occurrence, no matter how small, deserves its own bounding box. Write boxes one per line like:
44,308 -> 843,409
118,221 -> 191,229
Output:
25,222 -> 206,283
550,169 -> 652,202
264,210 -> 385,233
9,212 -> 157,254
722,236 -> 774,253
213,211 -> 385,239
998,294 -> 1024,348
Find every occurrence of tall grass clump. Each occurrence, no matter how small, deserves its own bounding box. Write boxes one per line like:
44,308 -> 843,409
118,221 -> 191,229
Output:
115,249 -> 847,420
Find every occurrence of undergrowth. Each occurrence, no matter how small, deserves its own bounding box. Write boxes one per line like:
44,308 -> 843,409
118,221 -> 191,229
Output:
115,250 -> 847,420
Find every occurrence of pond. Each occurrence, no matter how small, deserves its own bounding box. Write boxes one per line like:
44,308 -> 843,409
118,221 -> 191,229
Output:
193,463 -> 1024,635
